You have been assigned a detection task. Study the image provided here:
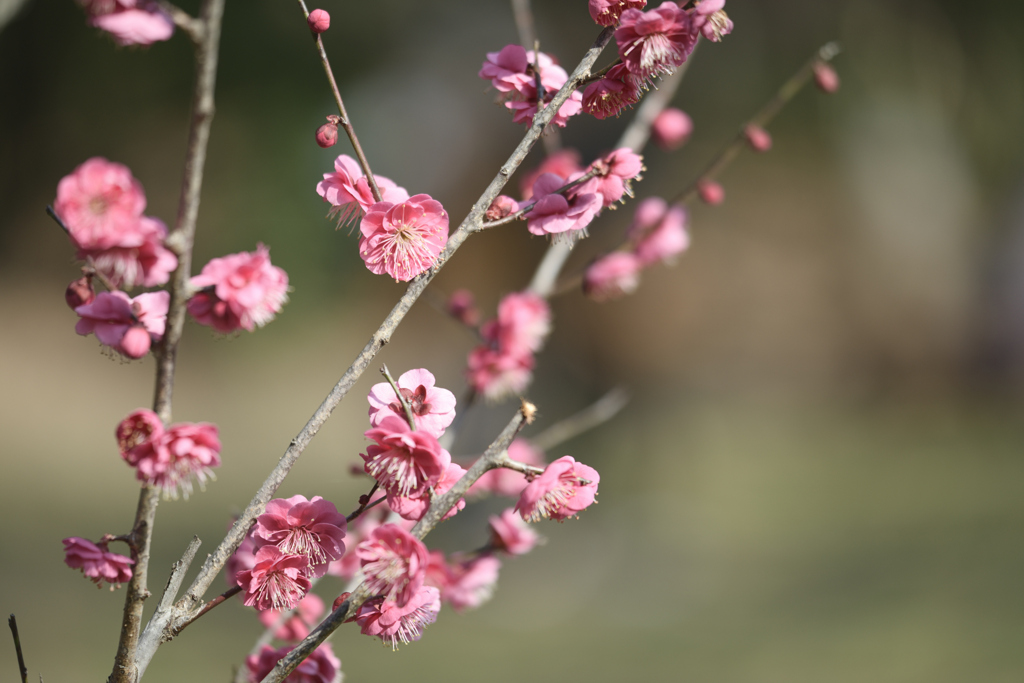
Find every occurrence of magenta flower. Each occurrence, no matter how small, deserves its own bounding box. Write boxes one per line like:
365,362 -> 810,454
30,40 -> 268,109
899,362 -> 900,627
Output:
54,157 -> 147,251
478,45 -> 559,94
697,179 -> 725,205
515,455 -> 601,522
356,524 -> 429,607
359,194 -> 449,282
425,553 -> 502,612
630,200 -> 689,266
353,585 -> 441,650
519,149 -> 584,200
254,495 -> 347,576
387,461 -> 466,522
316,153 -> 408,230
75,290 -> 168,358
470,438 -> 546,497
466,344 -> 534,401
651,107 -> 693,150
257,593 -> 325,643
590,0 -> 647,26
584,251 -> 643,302
367,368 -> 457,438
187,244 -> 289,333
492,291 -> 551,357
115,409 -> 221,499
615,2 -> 697,80
580,148 -> 645,208
489,508 -> 541,555
81,216 -> 177,289
307,8 -> 330,34
237,545 -> 312,612
62,537 -> 134,588
226,529 -> 259,588
245,642 -> 341,683
446,289 -> 480,326
326,506 -> 389,580
692,0 -> 733,42
526,173 -> 602,239
582,63 -> 643,120
362,416 -> 448,497
485,195 -> 519,221
78,0 -> 175,46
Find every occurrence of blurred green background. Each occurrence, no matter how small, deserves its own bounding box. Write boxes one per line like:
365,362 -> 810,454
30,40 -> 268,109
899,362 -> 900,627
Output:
2,0 -> 1024,681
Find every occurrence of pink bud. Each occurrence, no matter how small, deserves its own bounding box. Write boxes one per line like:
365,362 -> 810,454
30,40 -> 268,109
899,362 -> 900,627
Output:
315,122 -> 338,148
446,289 -> 480,327
744,125 -> 772,153
813,62 -> 840,94
120,326 -> 152,359
651,108 -> 693,151
697,180 -> 725,206
485,195 -> 518,221
65,276 -> 95,310
333,592 -> 351,612
307,9 -> 330,34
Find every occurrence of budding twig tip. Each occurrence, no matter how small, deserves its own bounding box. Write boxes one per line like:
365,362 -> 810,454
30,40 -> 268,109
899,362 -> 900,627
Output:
520,399 -> 538,424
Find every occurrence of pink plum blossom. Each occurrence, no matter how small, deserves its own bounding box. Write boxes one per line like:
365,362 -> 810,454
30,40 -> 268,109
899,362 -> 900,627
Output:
258,593 -> 325,642
387,461 -> 467,522
236,545 -> 312,612
489,508 -> 541,555
615,2 -> 697,80
316,154 -> 408,230
446,289 -> 480,327
362,416 -> 448,497
315,122 -> 338,148
54,157 -> 146,251
359,194 -> 449,281
79,1 -> 175,46
245,642 -> 341,683
485,195 -> 519,221
187,244 -> 289,333
356,524 -> 429,607
466,345 -> 534,401
579,148 -> 645,208
519,149 -> 583,200
470,438 -> 546,497
692,0 -> 733,42
582,63 -> 643,119
80,216 -> 177,288
478,45 -> 559,95
367,368 -> 457,438
515,455 -> 601,522
326,506 -> 389,580
651,107 -> 693,150
814,62 -> 840,93
589,0 -> 647,27
62,537 -> 134,588
75,290 -> 168,358
491,291 -> 551,357
65,276 -> 95,310
254,495 -> 347,576
525,173 -> 602,239
505,85 -> 583,129
426,553 -> 501,612
226,529 -> 259,588
115,409 -> 221,499
632,202 -> 689,265
584,251 -> 643,302
353,586 -> 441,650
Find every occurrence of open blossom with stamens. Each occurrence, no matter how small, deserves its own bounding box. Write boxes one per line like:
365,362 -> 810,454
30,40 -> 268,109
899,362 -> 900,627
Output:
589,0 -> 647,26
362,416 -> 448,497
582,63 -> 644,119
692,0 -> 733,42
236,545 -> 312,612
359,194 -> 449,282
425,553 -> 501,612
62,537 -> 134,588
520,149 -> 584,200
584,251 -> 643,302
471,438 -> 545,497
246,642 -> 341,683
254,495 -> 346,576
75,290 -> 168,358
515,455 -> 601,522
478,45 -> 559,95
115,409 -> 221,499
258,593 -> 325,643
525,173 -> 602,238
353,586 -> 440,650
188,244 -> 289,333
78,0 -> 174,46
367,368 -> 457,438
579,148 -> 644,207
356,524 -> 429,607
316,153 -> 408,230
489,508 -> 541,555
616,2 -> 697,80
79,216 -> 177,289
387,461 -> 467,522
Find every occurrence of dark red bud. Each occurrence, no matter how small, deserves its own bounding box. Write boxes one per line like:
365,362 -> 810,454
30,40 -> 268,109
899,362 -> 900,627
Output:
66,276 -> 95,310
316,122 -> 339,148
333,592 -> 351,613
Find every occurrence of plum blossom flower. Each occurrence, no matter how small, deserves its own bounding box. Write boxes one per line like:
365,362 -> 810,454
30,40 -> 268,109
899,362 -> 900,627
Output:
75,290 -> 168,358
254,495 -> 347,576
651,107 -> 693,150
582,63 -> 644,119
615,2 -> 697,80
367,368 -> 457,438
65,276 -> 95,310
316,154 -> 408,230
466,345 -> 534,401
387,461 -> 467,522
81,216 -> 177,289
54,157 -> 146,250
116,409 -> 222,498
327,506 -> 389,580
505,85 -> 583,129
78,0 -> 175,46
258,593 -> 325,642
478,45 -> 560,95
353,586 -> 441,650
356,524 -> 429,607
515,455 -> 600,522
485,195 -> 519,221
187,244 -> 289,333
525,173 -> 602,240
446,289 -> 480,327
584,251 -> 643,302
62,537 -> 134,588
691,0 -> 733,42
589,0 -> 647,26
697,179 -> 725,205
237,545 -> 312,612
245,642 -> 341,683
359,194 -> 449,282
519,149 -> 583,200
362,416 -> 448,497
466,292 -> 551,401
489,508 -> 541,555
307,8 -> 330,34
470,438 -> 546,497
628,197 -> 689,265
227,528 -> 259,588
425,553 -> 501,611
579,148 -> 645,208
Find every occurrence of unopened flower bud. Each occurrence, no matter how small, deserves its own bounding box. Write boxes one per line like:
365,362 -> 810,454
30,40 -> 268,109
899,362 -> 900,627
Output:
446,289 -> 480,327
307,9 -> 330,35
316,122 -> 338,148
651,108 -> 693,151
813,62 -> 840,94
697,179 -> 725,206
744,125 -> 772,153
65,276 -> 95,310
120,326 -> 152,359
333,592 -> 351,613
485,195 -> 518,221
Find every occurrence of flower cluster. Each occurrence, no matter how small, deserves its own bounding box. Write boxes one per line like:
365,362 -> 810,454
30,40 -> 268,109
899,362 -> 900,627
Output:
317,153 -> 409,231
62,537 -> 134,589
115,408 -> 222,498
246,642 -> 342,683
583,196 -> 690,302
466,291 -> 551,401
76,0 -> 175,47
479,45 -> 583,129
187,244 -> 290,333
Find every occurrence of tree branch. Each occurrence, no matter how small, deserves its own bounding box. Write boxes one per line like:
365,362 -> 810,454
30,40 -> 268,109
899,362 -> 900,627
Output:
8,615 -> 28,683
134,536 -> 201,680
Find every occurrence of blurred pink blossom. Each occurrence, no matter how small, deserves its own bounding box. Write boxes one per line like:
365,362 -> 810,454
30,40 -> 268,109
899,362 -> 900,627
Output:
356,524 -> 429,608
466,345 -> 534,401
629,199 -> 689,265
697,179 -> 725,205
584,251 -> 643,302
744,124 -> 773,152
75,290 -> 168,358
359,194 -> 449,282
80,0 -> 175,46
353,585 -> 440,650
367,368 -> 457,438
651,107 -> 693,150
257,593 -> 325,643
428,554 -> 501,612
245,642 -> 341,683
237,545 -> 312,612
62,537 -> 134,588
489,508 -> 540,555
254,495 -> 347,576
187,244 -> 289,333
516,455 -> 601,522
446,289 -> 480,327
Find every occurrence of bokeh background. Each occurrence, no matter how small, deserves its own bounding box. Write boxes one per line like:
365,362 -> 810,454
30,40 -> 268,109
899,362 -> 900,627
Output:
2,0 -> 1024,681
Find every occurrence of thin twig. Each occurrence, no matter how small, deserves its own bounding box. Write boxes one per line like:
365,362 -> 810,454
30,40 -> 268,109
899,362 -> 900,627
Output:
530,387 -> 629,452
134,536 -> 202,677
295,0 -> 381,202
170,586 -> 241,636
380,365 -> 416,429
45,206 -> 119,292
261,404 -> 532,683
345,482 -> 381,522
8,615 -> 28,683
479,167 -> 601,230
170,28 -> 615,636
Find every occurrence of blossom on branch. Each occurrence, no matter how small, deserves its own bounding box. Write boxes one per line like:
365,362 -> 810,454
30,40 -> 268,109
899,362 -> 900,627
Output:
75,290 -> 168,358
359,194 -> 449,282
489,508 -> 541,555
584,251 -> 642,302
628,197 -> 689,265
78,0 -> 175,46
525,173 -> 602,239
470,438 -> 546,497
367,368 -> 457,438
362,416 -> 448,497
467,293 -> 551,401
692,0 -> 733,42
515,455 -> 601,522
520,149 -> 584,200
62,537 -> 134,588
116,409 -> 222,498
246,642 -> 341,683
582,63 -> 643,120
387,461 -> 467,522
479,45 -> 583,129
651,107 -> 693,150
236,545 -> 312,612
579,148 -> 645,208
589,0 -> 647,27
615,2 -> 697,81
353,585 -> 441,650
356,524 -> 429,607
317,153 -> 408,230
254,495 -> 347,576
187,244 -> 289,333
